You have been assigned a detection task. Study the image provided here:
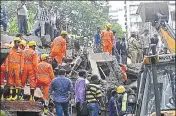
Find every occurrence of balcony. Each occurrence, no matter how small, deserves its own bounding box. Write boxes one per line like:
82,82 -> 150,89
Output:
130,13 -> 137,16
129,2 -> 140,7
109,9 -> 122,13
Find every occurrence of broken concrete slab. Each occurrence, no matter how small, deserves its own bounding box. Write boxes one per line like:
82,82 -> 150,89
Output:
1,34 -> 14,44
88,52 -> 114,62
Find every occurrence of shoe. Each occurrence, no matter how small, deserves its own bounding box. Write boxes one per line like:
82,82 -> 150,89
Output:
18,96 -> 24,101
7,96 -> 12,101
30,95 -> 35,101
43,108 -> 48,115
1,95 -> 4,101
11,95 -> 18,101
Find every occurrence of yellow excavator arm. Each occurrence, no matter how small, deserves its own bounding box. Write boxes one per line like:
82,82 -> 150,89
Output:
137,2 -> 176,53
159,27 -> 175,53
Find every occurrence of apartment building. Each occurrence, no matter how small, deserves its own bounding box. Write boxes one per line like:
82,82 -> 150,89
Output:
109,1 -> 126,31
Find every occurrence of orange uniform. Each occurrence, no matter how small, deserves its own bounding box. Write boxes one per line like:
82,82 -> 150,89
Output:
6,48 -> 24,87
50,36 -> 66,64
120,65 -> 127,81
21,48 -> 38,88
101,30 -> 114,55
36,61 -> 54,100
1,62 -> 6,86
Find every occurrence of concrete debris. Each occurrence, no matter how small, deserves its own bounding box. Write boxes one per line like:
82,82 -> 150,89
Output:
1,101 -> 43,112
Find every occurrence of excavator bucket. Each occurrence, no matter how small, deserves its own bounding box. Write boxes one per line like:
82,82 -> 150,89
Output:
136,2 -> 169,23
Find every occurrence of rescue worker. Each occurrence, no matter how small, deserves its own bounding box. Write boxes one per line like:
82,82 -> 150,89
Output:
9,43 -> 14,48
19,40 -> 26,50
6,37 -> 24,101
119,64 -> 128,85
21,41 -> 38,101
117,85 -> 128,116
101,23 -> 114,55
0,44 -> 14,100
0,62 -> 6,100
36,54 -> 54,115
50,31 -> 67,65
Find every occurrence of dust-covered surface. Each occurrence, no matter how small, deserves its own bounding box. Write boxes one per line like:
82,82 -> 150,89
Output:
1,101 -> 43,112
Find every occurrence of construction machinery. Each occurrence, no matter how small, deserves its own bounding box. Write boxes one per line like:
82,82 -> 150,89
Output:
136,2 -> 176,53
134,2 -> 176,116
136,54 -> 175,116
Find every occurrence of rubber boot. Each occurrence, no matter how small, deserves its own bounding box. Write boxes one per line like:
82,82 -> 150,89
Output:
30,88 -> 35,101
19,88 -> 24,101
43,100 -> 49,115
0,86 -> 4,100
7,87 -> 13,101
11,87 -> 20,101
43,106 -> 48,115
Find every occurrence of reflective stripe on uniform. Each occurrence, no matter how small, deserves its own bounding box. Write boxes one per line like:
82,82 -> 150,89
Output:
9,59 -> 20,63
122,93 -> 127,112
24,61 -> 32,64
38,74 -> 50,76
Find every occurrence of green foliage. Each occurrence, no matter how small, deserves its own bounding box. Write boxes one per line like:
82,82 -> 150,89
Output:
111,23 -> 126,38
27,10 -> 36,32
0,111 -> 6,116
7,17 -> 18,34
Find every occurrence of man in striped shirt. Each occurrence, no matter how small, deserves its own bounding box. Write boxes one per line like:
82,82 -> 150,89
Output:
86,75 -> 105,116
30,1 -> 49,37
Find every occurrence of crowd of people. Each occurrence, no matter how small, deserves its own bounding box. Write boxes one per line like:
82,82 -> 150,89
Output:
94,24 -> 169,65
0,28 -> 131,116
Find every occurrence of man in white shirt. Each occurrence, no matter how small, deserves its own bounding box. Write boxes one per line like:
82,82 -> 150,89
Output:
141,29 -> 150,56
17,1 -> 28,35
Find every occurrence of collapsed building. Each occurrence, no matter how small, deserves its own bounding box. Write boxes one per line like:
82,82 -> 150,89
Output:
0,33 -> 141,115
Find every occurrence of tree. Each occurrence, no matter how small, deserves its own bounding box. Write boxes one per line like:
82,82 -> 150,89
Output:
111,23 -> 126,38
